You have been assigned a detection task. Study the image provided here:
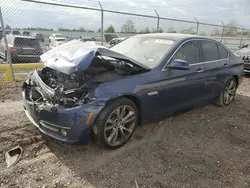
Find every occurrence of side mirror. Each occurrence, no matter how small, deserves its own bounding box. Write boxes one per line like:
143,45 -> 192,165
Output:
167,59 -> 190,70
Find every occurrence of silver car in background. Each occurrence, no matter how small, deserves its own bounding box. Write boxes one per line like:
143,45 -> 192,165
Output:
45,40 -> 66,51
0,35 -> 43,63
49,33 -> 66,42
235,44 -> 250,74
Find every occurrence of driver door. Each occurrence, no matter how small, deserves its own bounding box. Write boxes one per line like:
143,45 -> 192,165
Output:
157,40 -> 207,116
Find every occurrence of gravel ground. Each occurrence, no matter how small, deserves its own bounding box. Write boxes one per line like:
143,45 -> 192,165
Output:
1,77 -> 250,188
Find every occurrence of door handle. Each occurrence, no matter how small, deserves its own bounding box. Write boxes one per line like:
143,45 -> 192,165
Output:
196,68 -> 204,73
224,63 -> 229,67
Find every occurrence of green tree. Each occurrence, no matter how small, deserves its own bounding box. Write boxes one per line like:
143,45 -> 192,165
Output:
104,25 -> 115,33
22,27 -> 53,31
78,27 -> 86,32
199,31 -> 206,36
97,28 -> 101,33
167,27 -> 176,33
211,27 -> 221,36
180,27 -> 195,34
5,24 -> 11,30
158,27 -> 164,33
138,27 -> 151,34
121,20 -> 136,33
144,27 -> 151,33
224,20 -> 239,37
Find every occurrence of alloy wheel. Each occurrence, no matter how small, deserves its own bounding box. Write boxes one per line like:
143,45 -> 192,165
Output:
224,79 -> 237,105
104,105 -> 136,147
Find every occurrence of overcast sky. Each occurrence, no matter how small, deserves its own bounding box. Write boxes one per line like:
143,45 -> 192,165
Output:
1,0 -> 250,33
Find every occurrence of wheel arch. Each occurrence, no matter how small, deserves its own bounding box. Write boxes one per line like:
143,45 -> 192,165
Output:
104,94 -> 142,125
232,75 -> 239,86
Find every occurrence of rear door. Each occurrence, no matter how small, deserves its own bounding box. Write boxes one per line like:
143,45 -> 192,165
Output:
200,40 -> 229,99
157,40 -> 206,116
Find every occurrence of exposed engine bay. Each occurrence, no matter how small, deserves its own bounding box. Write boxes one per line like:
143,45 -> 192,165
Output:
23,55 -> 147,108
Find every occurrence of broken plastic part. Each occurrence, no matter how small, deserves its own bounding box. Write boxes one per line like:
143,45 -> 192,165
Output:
5,146 -> 23,168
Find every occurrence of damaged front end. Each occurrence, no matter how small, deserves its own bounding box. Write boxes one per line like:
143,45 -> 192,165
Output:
22,40 -> 148,144
23,68 -> 94,109
23,40 -> 148,109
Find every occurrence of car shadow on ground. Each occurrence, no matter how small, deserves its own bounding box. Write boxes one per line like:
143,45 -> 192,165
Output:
45,94 -> 250,188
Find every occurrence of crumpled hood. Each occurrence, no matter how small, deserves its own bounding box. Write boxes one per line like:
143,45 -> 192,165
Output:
40,40 -> 149,75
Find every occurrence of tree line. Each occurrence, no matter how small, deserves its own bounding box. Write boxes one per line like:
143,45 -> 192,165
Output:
3,20 -> 249,37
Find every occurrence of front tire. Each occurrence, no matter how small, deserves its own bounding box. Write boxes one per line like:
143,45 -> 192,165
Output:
216,77 -> 237,106
92,98 -> 138,149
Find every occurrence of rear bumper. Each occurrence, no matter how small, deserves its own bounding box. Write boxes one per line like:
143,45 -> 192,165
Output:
22,90 -> 104,145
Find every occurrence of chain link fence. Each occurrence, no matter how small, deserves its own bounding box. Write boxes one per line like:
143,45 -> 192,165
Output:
0,0 -> 250,81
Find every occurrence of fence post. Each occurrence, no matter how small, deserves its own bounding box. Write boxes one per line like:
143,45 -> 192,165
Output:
220,21 -> 225,43
155,10 -> 160,32
240,25 -> 244,47
0,6 -> 14,81
194,17 -> 199,35
98,1 -> 103,46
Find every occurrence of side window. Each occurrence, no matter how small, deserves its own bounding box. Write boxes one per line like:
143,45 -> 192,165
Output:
217,44 -> 228,59
200,41 -> 219,61
172,41 -> 200,64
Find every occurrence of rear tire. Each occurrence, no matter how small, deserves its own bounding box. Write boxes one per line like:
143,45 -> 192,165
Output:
216,77 -> 237,107
92,98 -> 138,149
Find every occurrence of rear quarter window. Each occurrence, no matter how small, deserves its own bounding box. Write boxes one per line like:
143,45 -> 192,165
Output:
200,40 -> 219,61
217,44 -> 228,59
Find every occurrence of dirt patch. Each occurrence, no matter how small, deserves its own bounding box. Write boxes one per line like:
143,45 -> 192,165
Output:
1,78 -> 250,187
0,82 -> 23,102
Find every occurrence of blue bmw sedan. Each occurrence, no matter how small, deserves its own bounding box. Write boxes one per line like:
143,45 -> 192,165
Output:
22,33 -> 243,149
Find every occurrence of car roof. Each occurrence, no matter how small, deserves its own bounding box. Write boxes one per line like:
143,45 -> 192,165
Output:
53,33 -> 63,35
132,33 -> 207,41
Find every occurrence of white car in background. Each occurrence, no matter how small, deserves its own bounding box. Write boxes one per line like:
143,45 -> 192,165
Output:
49,33 -> 66,42
45,40 -> 66,51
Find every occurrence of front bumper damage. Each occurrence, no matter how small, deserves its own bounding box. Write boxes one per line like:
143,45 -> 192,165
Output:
22,85 -> 104,145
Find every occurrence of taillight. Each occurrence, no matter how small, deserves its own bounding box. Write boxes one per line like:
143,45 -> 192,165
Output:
40,48 -> 44,53
10,47 -> 17,51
